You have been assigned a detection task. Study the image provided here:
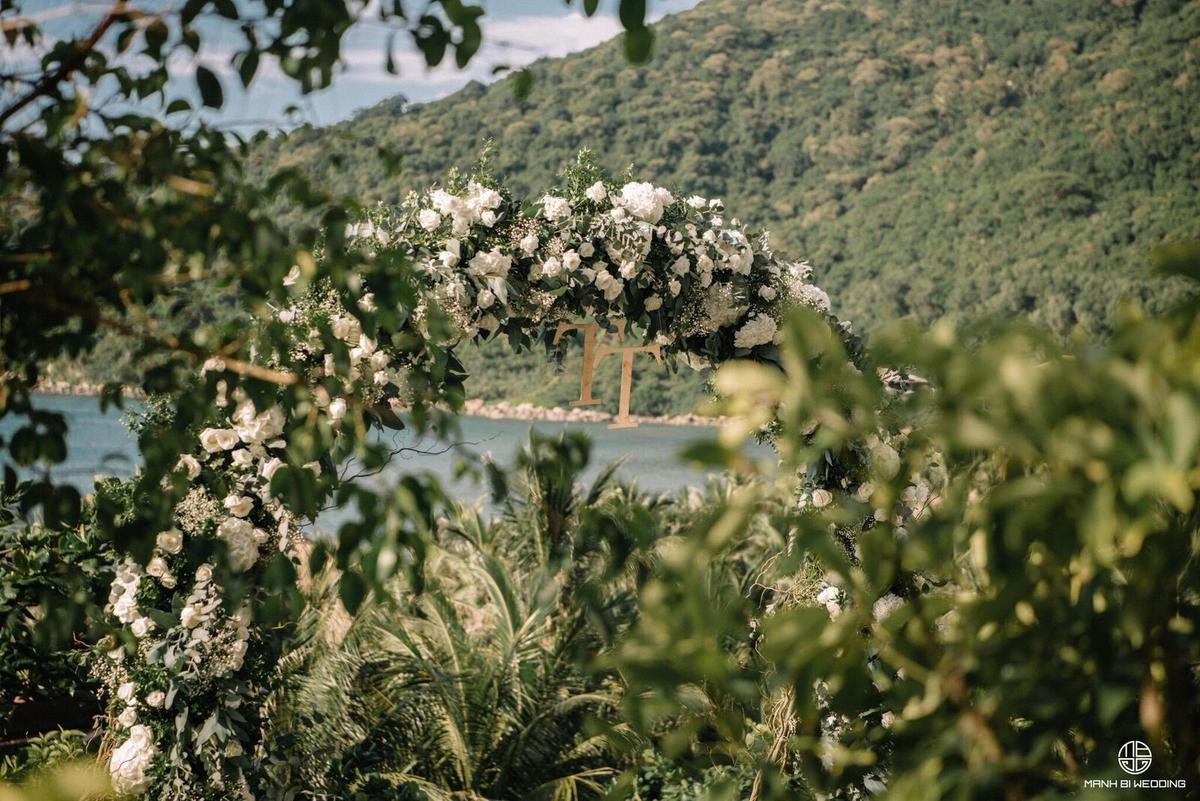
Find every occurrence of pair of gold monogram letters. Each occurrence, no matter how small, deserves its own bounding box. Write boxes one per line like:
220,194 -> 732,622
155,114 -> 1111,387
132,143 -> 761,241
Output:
552,321 -> 661,429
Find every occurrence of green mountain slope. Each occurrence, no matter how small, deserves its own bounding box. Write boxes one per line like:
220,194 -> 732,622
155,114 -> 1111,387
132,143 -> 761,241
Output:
258,0 -> 1200,338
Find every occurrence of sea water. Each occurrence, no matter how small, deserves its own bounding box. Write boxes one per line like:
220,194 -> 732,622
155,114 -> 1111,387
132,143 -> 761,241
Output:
1,395 -> 775,511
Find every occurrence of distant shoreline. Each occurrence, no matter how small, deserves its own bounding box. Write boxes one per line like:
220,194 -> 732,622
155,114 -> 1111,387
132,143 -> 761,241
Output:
34,382 -> 723,428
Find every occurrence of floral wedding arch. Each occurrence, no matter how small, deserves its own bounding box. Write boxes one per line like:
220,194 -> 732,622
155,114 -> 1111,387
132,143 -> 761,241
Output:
97,153 -> 854,798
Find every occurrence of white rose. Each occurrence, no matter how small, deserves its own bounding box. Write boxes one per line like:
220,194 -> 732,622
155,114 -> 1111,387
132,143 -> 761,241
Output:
330,315 -> 359,344
561,250 -> 581,271
130,616 -> 154,638
194,564 -> 214,584
224,494 -> 254,518
668,279 -> 682,296
687,195 -> 707,209
180,604 -> 202,628
199,428 -> 238,453
160,573 -> 176,589
328,397 -> 347,423
259,457 -> 284,482
480,210 -> 497,227
109,724 -> 157,795
618,261 -> 637,279
541,258 -> 562,278
230,448 -> 253,467
645,295 -> 663,311
278,307 -> 296,323
671,255 -> 690,275
759,285 -> 778,301
117,682 -> 136,704
145,691 -> 165,708
585,181 -> 607,202
418,208 -> 442,230
117,705 -> 137,728
519,233 -> 539,255
176,454 -> 201,479
476,288 -> 495,309
156,530 -> 183,555
282,264 -> 302,286
603,278 -> 625,302
812,489 -> 833,508
579,242 -> 595,257
146,556 -> 168,578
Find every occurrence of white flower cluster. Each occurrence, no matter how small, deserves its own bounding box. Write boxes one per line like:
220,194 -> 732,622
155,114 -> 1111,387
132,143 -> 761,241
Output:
364,157 -> 842,364
110,724 -> 158,794
427,181 -> 503,235
103,393 -> 305,796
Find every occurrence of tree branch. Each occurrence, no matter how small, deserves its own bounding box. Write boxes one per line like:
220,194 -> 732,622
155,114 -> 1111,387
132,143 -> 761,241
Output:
0,0 -> 128,131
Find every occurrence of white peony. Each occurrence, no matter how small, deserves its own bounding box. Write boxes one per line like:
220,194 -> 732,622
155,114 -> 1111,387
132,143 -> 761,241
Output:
617,182 -> 674,224
217,517 -> 260,572
199,428 -> 239,453
175,454 -> 201,479
418,208 -> 442,230
585,181 -> 607,202
109,724 -> 157,795
232,401 -> 285,446
733,314 -> 778,349
467,248 -> 511,278
541,195 -> 572,221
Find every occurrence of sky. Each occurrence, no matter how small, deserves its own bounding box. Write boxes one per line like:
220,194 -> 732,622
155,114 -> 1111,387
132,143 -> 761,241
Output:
4,0 -> 700,132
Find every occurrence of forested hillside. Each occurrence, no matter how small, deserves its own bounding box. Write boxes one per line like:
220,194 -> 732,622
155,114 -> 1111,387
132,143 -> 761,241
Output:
257,0 -> 1200,336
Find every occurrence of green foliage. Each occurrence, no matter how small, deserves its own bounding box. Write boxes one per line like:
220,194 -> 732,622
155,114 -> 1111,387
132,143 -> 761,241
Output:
0,733 -> 94,785
0,511 -> 113,735
618,288 -> 1200,795
256,0 -> 1200,338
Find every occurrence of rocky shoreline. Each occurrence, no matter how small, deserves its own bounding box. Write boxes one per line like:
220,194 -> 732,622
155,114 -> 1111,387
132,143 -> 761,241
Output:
35,382 -> 723,428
